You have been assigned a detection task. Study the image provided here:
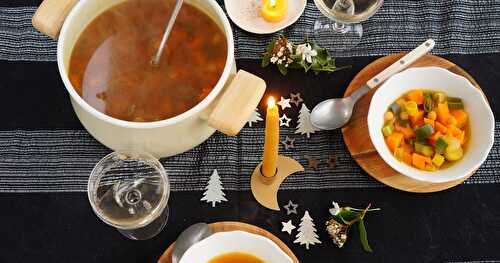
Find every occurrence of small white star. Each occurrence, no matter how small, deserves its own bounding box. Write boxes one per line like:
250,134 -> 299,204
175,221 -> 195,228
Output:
283,200 -> 298,215
281,220 -> 296,235
277,96 -> 291,111
279,114 -> 291,127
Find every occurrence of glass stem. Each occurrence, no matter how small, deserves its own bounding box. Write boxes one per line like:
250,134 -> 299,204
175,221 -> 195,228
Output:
332,22 -> 349,33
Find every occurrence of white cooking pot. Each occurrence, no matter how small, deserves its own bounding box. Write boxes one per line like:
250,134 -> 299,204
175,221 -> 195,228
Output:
32,0 -> 266,158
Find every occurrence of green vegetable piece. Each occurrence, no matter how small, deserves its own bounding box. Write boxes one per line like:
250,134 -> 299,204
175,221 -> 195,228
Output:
445,147 -> 463,161
432,154 -> 445,167
415,124 -> 434,142
394,147 -> 405,161
415,142 -> 434,157
448,101 -> 464,109
433,92 -> 446,103
447,97 -> 462,103
443,135 -> 461,151
382,124 -> 394,137
390,103 -> 401,116
398,119 -> 410,127
424,94 -> 434,112
404,101 -> 419,116
435,137 -> 448,154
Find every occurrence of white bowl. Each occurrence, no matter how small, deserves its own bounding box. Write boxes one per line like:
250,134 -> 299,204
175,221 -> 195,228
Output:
179,231 -> 293,263
367,67 -> 495,183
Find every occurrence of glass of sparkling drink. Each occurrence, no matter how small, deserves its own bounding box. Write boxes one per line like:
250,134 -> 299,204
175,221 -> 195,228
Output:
88,151 -> 170,240
313,0 -> 384,53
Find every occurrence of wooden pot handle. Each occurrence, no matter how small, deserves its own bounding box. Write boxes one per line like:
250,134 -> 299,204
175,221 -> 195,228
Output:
32,0 -> 79,39
208,70 -> 266,136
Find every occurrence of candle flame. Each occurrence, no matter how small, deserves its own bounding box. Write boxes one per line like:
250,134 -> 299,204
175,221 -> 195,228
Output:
267,96 -> 276,108
269,0 -> 277,7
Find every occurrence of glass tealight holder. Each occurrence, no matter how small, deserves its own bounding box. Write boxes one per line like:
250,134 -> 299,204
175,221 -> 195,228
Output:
88,151 -> 170,240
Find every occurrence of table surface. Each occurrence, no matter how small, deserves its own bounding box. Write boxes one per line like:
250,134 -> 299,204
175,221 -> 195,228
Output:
1,1 -> 500,262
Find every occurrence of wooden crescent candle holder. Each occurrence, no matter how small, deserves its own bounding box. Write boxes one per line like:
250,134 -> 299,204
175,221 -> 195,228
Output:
251,155 -> 304,210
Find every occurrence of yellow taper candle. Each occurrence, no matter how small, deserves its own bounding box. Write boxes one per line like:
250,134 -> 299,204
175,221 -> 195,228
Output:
262,96 -> 279,177
261,0 -> 288,23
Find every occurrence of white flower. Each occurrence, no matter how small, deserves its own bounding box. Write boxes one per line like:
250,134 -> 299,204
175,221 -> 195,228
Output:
295,43 -> 317,64
329,201 -> 341,216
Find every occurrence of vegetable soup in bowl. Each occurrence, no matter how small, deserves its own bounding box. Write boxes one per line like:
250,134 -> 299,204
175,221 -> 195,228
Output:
367,67 -> 494,183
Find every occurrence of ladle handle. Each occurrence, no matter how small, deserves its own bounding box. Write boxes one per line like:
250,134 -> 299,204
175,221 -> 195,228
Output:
208,70 -> 266,136
32,0 -> 78,40
366,39 -> 436,89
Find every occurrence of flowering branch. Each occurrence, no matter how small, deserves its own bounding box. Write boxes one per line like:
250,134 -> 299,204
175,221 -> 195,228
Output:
262,36 -> 350,76
326,201 -> 381,252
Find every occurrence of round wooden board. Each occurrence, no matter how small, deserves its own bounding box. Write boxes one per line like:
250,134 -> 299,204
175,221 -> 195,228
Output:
157,221 -> 299,263
341,54 -> 481,193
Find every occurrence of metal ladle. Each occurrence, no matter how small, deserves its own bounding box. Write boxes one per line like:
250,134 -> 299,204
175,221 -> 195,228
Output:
151,0 -> 184,66
310,39 -> 436,130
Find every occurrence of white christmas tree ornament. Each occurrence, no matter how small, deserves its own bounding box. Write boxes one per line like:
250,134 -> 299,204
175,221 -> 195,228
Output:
294,211 -> 321,249
200,169 -> 227,207
247,108 -> 263,127
295,103 -> 320,138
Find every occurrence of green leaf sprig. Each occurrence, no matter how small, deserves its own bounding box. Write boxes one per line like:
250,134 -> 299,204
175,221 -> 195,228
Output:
261,36 -> 350,76
326,202 -> 380,253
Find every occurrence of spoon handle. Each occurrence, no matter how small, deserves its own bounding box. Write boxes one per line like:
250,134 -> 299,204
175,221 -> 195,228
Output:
152,0 -> 184,65
366,39 -> 435,89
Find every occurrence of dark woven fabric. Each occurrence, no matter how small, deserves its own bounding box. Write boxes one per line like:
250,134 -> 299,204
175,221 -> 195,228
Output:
0,0 -> 500,61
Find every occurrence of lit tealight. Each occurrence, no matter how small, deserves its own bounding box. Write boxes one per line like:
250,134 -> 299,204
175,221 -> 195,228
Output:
261,0 -> 288,23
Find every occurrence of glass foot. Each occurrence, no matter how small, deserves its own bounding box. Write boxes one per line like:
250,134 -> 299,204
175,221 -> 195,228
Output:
313,16 -> 362,55
118,205 -> 170,240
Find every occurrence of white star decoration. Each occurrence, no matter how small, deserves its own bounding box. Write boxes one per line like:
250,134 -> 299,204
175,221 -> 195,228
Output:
277,96 -> 291,111
281,220 -> 296,235
279,114 -> 291,127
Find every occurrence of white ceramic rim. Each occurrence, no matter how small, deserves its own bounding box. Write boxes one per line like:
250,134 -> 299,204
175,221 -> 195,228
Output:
367,67 -> 495,183
180,230 -> 292,263
223,0 -> 306,34
57,0 -> 235,129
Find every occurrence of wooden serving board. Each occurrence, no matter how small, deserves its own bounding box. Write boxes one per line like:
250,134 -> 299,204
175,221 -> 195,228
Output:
157,221 -> 299,263
342,53 -> 481,193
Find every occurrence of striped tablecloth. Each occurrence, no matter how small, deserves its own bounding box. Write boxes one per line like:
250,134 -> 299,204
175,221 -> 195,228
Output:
1,1 -> 499,262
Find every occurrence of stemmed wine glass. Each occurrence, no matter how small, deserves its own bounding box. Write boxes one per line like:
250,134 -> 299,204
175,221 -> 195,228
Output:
313,0 -> 384,54
88,151 -> 170,240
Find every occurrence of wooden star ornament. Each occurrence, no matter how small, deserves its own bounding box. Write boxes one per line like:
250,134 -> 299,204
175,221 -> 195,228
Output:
304,155 -> 321,170
281,136 -> 295,150
290,92 -> 304,107
328,155 -> 337,169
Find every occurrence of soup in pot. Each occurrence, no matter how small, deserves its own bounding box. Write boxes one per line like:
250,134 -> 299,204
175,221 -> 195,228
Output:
68,0 -> 228,122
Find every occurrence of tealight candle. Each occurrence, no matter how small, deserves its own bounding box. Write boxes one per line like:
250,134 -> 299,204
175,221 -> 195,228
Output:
261,0 -> 288,23
262,96 -> 279,177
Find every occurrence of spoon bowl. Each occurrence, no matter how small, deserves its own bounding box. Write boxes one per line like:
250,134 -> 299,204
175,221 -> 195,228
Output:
310,97 -> 354,130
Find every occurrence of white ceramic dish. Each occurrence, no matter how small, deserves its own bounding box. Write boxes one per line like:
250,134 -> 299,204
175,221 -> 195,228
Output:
367,67 -> 495,183
224,0 -> 307,34
179,231 -> 293,263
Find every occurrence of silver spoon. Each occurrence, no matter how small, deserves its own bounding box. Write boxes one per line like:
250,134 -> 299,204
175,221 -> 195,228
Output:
310,39 -> 436,130
151,0 -> 184,66
171,223 -> 213,263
